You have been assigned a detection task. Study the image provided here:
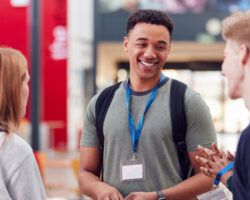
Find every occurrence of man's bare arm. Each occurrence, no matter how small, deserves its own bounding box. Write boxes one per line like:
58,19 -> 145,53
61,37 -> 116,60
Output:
78,146 -> 123,200
159,150 -> 214,200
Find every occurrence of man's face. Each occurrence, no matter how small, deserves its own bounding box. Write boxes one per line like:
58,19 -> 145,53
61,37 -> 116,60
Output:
221,40 -> 243,99
20,71 -> 30,118
123,23 -> 171,82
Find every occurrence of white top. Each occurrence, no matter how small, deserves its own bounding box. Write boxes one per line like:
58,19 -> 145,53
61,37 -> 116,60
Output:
0,131 -> 47,200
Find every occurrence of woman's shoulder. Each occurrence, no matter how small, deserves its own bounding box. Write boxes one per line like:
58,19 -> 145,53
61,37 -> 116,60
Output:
0,133 -> 34,180
1,133 -> 33,162
9,133 -> 32,152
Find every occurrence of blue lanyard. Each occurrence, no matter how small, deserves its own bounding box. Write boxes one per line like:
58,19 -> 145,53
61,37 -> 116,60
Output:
213,162 -> 234,186
125,75 -> 164,153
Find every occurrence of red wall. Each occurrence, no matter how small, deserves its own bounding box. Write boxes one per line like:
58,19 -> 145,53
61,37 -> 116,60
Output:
0,1 -> 30,117
0,1 -> 29,56
0,0 -> 68,149
41,0 -> 68,149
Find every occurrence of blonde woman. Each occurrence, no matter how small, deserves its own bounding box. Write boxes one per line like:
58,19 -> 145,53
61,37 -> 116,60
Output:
0,47 -> 46,199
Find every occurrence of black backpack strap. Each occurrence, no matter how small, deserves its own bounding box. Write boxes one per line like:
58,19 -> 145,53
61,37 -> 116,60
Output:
95,82 -> 122,153
170,79 -> 192,180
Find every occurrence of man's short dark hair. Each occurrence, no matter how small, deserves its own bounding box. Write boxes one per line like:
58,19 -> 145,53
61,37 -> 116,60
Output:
127,9 -> 174,37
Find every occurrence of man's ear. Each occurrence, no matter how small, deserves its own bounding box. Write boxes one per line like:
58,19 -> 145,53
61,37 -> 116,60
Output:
123,36 -> 128,52
240,44 -> 250,66
167,42 -> 172,57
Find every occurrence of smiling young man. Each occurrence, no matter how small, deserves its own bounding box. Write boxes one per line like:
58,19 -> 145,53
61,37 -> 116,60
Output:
79,9 -> 216,200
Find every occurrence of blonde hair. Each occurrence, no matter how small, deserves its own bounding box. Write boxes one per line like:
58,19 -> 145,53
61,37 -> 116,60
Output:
0,47 -> 28,133
222,10 -> 250,46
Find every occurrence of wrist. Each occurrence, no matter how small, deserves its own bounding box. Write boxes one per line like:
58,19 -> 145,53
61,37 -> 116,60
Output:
213,162 -> 234,186
150,191 -> 158,200
221,170 -> 233,185
156,190 -> 166,200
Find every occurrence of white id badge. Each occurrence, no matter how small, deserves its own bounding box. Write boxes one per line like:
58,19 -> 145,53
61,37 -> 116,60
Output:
197,187 -> 229,200
120,158 -> 145,182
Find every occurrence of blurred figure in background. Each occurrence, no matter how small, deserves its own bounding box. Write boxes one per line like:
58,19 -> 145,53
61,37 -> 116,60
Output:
0,47 -> 46,199
196,10 -> 250,200
99,0 -> 210,14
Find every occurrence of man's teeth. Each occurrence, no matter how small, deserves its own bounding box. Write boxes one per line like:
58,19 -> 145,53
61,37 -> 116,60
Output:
140,61 -> 156,67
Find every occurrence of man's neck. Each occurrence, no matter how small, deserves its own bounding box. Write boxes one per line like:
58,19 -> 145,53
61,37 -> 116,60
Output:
129,76 -> 161,92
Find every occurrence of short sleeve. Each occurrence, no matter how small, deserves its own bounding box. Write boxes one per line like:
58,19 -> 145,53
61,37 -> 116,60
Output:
185,89 -> 217,151
7,153 -> 47,200
80,94 -> 100,147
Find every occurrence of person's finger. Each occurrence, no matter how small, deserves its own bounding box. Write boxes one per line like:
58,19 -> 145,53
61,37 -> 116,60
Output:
211,143 -> 222,157
212,155 -> 225,166
110,191 -> 124,200
124,193 -> 134,200
197,145 -> 214,160
207,158 -> 217,166
201,166 -> 218,178
110,196 -> 116,200
113,194 -> 122,200
110,193 -> 119,200
221,150 -> 228,159
203,147 -> 220,162
103,192 -> 122,200
213,154 -> 232,171
200,167 -> 212,177
196,156 -> 210,168
197,156 -> 222,175
103,196 -> 110,200
208,168 -> 217,176
118,192 -> 124,200
197,145 -> 206,154
227,151 -> 235,161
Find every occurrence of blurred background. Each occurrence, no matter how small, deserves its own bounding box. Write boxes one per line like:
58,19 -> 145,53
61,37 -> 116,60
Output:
0,0 -> 250,199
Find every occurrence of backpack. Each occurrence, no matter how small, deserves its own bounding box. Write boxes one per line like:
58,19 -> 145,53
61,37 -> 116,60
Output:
95,79 -> 192,180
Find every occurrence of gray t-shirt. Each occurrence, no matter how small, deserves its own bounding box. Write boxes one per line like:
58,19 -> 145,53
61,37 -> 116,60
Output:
0,132 -> 47,200
81,78 -> 217,196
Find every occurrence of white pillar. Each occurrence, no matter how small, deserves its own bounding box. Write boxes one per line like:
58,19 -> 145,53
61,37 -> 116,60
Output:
67,0 -> 93,151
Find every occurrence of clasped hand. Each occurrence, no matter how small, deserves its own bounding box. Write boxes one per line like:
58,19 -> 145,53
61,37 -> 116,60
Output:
94,183 -> 155,200
195,143 -> 234,182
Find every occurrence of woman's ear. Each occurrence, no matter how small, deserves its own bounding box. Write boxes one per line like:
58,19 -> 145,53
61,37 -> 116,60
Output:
240,44 -> 250,66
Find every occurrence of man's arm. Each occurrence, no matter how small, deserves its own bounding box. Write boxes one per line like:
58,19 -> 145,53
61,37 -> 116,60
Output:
154,92 -> 216,200
125,150 -> 213,200
78,146 -> 124,200
160,150 -> 213,200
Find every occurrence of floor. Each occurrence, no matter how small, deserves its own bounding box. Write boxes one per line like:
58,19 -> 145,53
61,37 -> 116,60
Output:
40,150 -> 89,200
